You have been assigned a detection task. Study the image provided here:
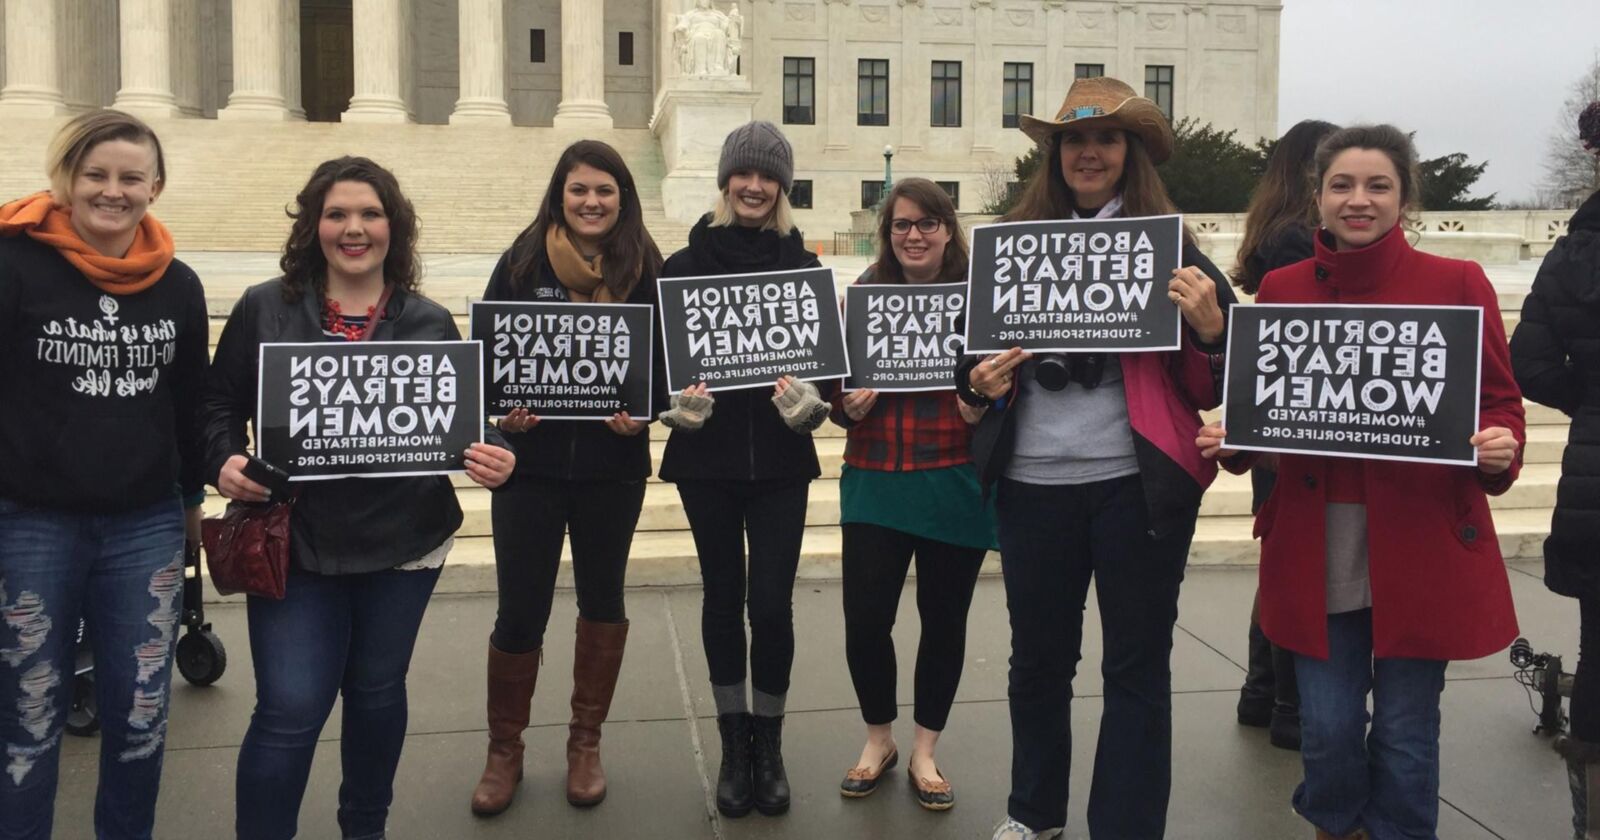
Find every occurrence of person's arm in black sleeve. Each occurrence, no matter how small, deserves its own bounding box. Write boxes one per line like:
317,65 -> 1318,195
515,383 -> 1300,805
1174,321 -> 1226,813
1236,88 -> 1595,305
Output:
1510,245 -> 1583,414
201,291 -> 258,488
173,275 -> 211,506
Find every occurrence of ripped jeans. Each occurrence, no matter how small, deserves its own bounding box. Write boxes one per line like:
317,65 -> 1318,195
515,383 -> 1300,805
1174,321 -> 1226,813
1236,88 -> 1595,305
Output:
0,495 -> 185,840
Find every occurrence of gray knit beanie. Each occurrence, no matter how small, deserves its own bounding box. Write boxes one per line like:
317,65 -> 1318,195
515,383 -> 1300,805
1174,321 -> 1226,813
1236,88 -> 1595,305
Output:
717,121 -> 795,194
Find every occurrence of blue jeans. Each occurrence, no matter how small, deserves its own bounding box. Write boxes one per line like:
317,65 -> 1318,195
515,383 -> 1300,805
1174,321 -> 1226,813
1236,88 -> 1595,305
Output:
1293,609 -> 1448,840
235,563 -> 441,840
0,496 -> 185,840
995,476 -> 1193,838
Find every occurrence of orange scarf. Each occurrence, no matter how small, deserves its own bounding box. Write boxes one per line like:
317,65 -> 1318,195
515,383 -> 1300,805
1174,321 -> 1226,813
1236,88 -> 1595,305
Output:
0,191 -> 175,295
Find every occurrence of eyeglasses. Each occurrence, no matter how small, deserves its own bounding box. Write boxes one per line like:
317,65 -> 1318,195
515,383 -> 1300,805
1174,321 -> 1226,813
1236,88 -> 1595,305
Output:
889,217 -> 944,236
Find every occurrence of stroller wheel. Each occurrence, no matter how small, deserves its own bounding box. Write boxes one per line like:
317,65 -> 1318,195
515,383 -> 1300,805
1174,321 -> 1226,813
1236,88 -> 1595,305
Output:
65,673 -> 99,737
177,630 -> 227,686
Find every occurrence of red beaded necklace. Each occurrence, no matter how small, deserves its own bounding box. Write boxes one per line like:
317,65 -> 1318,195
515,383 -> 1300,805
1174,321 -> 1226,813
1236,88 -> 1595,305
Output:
323,297 -> 377,342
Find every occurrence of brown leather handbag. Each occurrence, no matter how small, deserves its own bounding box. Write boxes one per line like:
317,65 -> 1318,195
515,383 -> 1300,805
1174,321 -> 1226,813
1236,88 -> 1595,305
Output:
201,497 -> 296,598
201,284 -> 393,599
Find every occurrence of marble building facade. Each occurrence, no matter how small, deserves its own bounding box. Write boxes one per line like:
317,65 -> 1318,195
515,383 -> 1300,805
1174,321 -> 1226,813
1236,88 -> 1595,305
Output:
0,0 -> 1281,231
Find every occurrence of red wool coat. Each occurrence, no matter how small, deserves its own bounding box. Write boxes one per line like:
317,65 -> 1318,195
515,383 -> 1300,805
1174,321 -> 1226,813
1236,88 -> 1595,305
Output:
1233,225 -> 1524,661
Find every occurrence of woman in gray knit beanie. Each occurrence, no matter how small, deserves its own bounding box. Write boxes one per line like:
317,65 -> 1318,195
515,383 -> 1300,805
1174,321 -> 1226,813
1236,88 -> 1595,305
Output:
654,120 -> 832,820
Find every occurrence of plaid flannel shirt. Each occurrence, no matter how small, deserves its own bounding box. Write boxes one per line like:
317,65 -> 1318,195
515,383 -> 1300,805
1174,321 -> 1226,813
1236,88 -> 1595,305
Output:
829,390 -> 974,472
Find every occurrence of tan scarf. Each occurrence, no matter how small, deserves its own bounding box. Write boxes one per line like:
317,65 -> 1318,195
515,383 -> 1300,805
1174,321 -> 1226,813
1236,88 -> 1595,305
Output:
545,226 -> 623,303
0,191 -> 175,295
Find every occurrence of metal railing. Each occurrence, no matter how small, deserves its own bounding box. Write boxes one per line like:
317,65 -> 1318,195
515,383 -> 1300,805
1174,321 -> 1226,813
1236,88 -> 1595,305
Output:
832,232 -> 875,257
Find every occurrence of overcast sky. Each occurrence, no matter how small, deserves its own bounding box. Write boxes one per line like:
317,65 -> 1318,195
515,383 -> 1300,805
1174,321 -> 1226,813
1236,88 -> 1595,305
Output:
1277,0 -> 1600,204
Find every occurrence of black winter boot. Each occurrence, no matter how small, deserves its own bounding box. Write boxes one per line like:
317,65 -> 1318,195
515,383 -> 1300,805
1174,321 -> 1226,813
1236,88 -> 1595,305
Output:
1269,643 -> 1302,751
716,713 -> 755,817
750,714 -> 792,816
1237,620 -> 1275,727
1556,734 -> 1600,839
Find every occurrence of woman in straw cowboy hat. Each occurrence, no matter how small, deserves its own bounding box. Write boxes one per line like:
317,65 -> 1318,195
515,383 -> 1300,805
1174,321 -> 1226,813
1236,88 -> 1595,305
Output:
955,76 -> 1236,840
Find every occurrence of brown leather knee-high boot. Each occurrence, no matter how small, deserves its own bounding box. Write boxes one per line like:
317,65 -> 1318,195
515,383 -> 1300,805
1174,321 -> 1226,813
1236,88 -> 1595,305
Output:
470,644 -> 541,816
566,617 -> 629,806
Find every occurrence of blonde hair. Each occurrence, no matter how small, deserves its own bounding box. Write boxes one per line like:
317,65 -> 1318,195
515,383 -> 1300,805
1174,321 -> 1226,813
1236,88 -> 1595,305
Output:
46,110 -> 167,205
709,188 -> 797,234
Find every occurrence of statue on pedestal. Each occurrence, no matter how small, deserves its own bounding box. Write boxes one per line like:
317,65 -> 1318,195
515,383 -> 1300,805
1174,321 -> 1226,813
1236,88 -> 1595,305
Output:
673,0 -> 739,78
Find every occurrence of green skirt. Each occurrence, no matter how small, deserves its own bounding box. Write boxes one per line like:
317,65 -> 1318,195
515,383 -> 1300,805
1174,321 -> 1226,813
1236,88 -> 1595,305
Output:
838,463 -> 998,551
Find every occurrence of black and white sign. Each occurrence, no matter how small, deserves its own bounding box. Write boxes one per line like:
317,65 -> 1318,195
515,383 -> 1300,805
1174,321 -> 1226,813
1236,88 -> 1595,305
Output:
257,341 -> 484,480
657,267 -> 850,392
964,215 -> 1184,353
470,301 -> 654,420
1221,304 -> 1483,465
844,283 -> 965,392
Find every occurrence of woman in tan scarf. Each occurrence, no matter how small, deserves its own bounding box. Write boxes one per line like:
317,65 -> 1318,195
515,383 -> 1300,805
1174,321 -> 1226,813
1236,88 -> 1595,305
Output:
469,140 -> 666,816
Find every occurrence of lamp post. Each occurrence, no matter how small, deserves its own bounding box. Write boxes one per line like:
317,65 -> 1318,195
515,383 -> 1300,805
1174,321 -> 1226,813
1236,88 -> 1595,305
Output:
880,144 -> 895,206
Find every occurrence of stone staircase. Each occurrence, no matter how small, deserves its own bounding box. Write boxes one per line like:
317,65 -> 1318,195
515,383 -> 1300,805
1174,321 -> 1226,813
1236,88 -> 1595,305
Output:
0,117 -> 694,254
193,283 -> 1564,594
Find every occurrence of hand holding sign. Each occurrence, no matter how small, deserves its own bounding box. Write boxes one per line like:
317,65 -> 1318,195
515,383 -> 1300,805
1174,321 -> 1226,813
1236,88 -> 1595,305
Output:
1168,266 -> 1224,344
969,348 -> 1032,401
606,412 -> 647,436
219,453 -> 272,503
1471,426 -> 1519,474
842,389 -> 878,422
1195,421 -> 1236,461
499,407 -> 541,434
464,442 -> 516,488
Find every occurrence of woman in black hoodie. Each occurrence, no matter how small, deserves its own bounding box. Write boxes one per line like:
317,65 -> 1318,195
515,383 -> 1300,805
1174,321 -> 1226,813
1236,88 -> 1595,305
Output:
468,140 -> 665,817
1510,100 -> 1600,840
656,121 -> 829,818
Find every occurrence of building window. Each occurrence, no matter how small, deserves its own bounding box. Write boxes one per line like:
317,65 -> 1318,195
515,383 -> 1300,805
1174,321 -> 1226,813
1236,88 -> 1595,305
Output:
783,58 -> 815,124
1075,63 -> 1104,79
930,61 -> 962,128
862,180 -> 885,209
530,29 -> 546,64
857,59 -> 890,126
1145,65 -> 1174,120
1002,62 -> 1033,128
619,32 -> 634,66
936,181 -> 961,209
790,180 -> 814,209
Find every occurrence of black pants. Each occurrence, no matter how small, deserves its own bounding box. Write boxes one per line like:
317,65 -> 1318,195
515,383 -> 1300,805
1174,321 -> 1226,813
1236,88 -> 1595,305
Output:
1574,597 -> 1600,742
996,475 -> 1193,837
842,522 -> 986,731
488,477 -> 645,653
676,479 -> 809,696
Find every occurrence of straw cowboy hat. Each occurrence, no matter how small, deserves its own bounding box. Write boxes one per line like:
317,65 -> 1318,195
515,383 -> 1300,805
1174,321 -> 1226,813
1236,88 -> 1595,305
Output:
1018,76 -> 1175,164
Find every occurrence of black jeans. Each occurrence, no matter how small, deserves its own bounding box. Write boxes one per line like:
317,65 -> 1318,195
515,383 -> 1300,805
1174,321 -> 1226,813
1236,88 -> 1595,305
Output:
488,477 -> 645,653
1574,597 -> 1600,743
996,475 -> 1193,837
676,479 -> 809,696
842,522 -> 986,730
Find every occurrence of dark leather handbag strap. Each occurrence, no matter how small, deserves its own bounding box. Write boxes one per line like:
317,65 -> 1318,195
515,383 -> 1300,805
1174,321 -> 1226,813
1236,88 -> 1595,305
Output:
359,284 -> 394,342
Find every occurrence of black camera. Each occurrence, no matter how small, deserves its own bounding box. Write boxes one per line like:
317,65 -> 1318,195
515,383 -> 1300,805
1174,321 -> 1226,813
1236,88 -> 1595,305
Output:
1033,353 -> 1105,391
1510,636 -> 1574,735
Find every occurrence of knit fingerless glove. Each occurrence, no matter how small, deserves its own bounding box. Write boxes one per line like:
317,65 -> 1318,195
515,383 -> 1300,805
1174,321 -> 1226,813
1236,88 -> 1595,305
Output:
659,391 -> 715,431
772,379 -> 828,433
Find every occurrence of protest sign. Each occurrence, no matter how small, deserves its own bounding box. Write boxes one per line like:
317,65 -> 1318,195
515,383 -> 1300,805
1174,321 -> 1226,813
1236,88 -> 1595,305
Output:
256,340 -> 484,480
964,215 -> 1184,353
657,266 -> 850,392
843,283 -> 966,392
1221,304 -> 1483,465
470,301 -> 654,420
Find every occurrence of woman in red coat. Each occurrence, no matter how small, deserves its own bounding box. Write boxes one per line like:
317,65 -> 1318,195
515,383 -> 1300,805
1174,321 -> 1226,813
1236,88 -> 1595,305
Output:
1198,124 -> 1523,840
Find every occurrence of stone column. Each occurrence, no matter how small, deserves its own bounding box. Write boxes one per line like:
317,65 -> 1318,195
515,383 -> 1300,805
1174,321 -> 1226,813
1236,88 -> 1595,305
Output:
971,0 -> 997,154
1116,1 -> 1138,82
822,0 -> 850,151
171,0 -> 202,115
553,0 -> 613,128
114,0 -> 183,118
1255,4 -> 1282,144
344,0 -> 413,122
450,0 -> 512,124
218,0 -> 297,119
1183,3 -> 1206,122
0,0 -> 69,116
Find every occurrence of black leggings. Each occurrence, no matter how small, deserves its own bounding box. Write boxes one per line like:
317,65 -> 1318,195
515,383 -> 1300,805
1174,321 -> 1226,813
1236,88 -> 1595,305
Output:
1574,596 -> 1600,742
488,477 -> 646,653
675,479 -> 810,696
842,522 -> 986,731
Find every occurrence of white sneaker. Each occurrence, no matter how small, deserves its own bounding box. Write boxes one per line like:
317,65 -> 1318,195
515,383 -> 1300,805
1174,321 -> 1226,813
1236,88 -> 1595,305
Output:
991,816 -> 1064,840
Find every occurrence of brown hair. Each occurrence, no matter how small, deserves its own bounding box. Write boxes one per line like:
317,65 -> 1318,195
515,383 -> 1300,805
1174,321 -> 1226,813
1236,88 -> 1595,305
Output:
1003,129 -> 1192,243
279,157 -> 421,303
46,110 -> 167,204
1313,124 -> 1423,230
506,139 -> 663,297
1232,119 -> 1339,293
869,178 -> 969,285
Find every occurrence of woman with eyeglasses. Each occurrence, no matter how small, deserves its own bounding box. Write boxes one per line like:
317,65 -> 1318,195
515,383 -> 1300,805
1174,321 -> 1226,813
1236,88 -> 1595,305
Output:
831,178 -> 995,811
